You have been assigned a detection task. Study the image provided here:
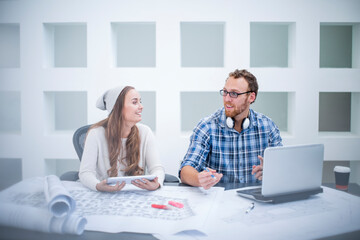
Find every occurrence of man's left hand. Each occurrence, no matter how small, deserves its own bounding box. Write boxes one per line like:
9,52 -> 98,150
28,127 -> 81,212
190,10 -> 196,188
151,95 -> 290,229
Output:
252,155 -> 264,180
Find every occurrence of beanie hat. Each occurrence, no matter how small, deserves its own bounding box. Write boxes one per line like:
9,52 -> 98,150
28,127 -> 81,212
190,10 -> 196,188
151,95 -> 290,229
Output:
96,86 -> 125,113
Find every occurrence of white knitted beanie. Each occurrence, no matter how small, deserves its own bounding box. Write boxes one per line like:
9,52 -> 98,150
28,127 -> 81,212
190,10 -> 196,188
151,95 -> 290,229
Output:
96,86 -> 125,113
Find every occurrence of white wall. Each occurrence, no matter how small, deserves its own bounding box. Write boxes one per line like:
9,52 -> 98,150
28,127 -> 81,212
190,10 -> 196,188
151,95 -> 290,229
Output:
0,0 -> 359,185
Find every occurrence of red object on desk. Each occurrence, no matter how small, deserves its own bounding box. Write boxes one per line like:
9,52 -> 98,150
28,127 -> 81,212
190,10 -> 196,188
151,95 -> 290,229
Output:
168,201 -> 184,208
151,204 -> 171,210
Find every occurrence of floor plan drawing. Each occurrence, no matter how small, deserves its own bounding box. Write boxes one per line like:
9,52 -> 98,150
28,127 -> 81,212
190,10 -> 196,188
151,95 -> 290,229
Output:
70,189 -> 195,220
0,177 -> 225,235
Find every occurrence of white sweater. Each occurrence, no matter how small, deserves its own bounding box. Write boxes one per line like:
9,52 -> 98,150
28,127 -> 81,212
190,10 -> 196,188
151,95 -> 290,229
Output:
79,123 -> 165,191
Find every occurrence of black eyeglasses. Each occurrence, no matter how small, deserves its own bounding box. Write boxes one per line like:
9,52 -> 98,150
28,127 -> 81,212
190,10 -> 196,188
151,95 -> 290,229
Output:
219,89 -> 252,98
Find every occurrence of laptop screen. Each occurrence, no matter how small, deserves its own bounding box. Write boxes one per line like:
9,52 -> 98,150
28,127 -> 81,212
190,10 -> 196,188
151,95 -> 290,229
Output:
261,144 -> 324,197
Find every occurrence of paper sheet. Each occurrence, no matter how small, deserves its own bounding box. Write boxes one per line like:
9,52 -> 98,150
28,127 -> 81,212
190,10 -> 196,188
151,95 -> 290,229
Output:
61,181 -> 224,235
0,203 -> 86,235
0,176 -> 86,235
202,187 -> 360,240
44,175 -> 76,217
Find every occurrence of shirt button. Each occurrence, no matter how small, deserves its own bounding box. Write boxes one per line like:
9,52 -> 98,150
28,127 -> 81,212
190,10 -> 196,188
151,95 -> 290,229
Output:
240,177 -> 244,182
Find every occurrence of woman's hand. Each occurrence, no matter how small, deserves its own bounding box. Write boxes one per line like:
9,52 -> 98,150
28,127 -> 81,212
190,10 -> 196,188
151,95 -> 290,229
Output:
96,179 -> 126,192
131,177 -> 160,191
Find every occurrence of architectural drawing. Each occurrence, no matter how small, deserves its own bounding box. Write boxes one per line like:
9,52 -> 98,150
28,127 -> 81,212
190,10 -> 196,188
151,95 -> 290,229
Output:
0,177 -> 224,235
70,189 -> 195,220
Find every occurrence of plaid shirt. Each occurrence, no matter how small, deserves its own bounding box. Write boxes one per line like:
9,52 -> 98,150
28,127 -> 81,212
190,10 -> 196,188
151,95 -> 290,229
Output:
180,108 -> 282,183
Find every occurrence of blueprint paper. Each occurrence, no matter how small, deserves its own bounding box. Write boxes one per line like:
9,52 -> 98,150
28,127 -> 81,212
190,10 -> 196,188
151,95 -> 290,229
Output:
0,177 -> 223,236
44,175 -> 76,217
0,203 -> 53,233
0,203 -> 86,235
0,177 -> 86,235
61,181 -> 224,235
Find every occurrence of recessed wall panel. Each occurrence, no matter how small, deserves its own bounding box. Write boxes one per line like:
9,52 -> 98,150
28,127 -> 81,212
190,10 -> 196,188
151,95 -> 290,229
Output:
181,92 -> 223,131
320,24 -> 352,68
45,158 -> 80,177
252,92 -> 288,132
44,91 -> 87,133
0,23 -> 20,68
181,22 -> 224,67
0,158 -> 22,190
0,91 -> 21,134
44,23 -> 87,68
319,92 -> 351,132
139,91 -> 156,131
250,23 -> 290,67
113,22 -> 156,67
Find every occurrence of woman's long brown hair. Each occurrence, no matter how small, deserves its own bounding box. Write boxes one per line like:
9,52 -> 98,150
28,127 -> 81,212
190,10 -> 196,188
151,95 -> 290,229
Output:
91,86 -> 143,177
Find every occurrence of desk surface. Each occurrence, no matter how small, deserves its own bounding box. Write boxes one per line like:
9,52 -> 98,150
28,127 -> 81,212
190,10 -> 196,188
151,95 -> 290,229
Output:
322,183 -> 360,197
0,182 -> 359,240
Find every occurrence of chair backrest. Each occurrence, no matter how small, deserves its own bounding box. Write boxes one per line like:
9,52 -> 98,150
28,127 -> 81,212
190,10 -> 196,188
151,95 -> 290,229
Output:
73,124 -> 92,161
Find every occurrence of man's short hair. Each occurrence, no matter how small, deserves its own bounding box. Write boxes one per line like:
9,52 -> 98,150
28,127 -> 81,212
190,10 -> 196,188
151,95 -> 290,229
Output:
228,69 -> 258,102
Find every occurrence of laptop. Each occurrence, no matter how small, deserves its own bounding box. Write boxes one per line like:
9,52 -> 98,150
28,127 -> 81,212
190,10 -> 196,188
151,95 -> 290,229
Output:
237,144 -> 324,203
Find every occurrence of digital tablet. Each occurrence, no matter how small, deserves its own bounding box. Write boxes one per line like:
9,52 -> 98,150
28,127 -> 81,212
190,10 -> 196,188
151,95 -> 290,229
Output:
106,175 -> 157,185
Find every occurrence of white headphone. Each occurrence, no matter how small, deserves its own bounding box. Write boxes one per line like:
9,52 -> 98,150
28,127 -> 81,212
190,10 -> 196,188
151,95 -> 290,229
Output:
226,116 -> 250,130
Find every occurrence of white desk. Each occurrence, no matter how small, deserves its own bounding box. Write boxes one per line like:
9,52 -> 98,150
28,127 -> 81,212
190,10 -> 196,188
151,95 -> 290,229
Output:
201,187 -> 360,240
0,181 -> 359,240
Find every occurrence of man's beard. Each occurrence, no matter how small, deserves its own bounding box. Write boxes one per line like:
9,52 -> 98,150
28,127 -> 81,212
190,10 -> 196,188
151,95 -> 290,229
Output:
225,104 -> 240,118
224,102 -> 248,118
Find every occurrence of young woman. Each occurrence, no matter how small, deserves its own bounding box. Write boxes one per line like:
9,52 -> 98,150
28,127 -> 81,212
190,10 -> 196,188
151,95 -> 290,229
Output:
79,86 -> 165,192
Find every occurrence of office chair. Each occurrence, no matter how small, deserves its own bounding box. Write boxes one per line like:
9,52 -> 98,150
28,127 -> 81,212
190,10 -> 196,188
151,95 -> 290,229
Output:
60,124 -> 180,183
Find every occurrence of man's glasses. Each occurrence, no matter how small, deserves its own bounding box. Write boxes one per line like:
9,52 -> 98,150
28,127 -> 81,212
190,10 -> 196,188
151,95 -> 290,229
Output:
219,89 -> 252,98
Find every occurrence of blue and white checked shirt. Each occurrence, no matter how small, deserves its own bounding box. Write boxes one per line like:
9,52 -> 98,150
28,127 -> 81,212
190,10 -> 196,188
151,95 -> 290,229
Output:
179,108 -> 282,183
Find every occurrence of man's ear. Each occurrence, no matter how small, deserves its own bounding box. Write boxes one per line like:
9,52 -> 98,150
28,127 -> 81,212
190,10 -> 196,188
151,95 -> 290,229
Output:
249,92 -> 256,104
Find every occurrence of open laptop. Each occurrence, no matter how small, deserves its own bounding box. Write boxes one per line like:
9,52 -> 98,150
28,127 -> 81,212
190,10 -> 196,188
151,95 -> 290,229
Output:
237,144 -> 324,203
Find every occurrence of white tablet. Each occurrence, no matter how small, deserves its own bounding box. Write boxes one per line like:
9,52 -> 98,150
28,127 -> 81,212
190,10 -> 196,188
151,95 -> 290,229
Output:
106,175 -> 157,185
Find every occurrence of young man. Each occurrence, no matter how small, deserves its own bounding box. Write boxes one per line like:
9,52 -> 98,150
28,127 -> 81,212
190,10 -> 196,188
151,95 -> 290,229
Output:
179,69 -> 282,189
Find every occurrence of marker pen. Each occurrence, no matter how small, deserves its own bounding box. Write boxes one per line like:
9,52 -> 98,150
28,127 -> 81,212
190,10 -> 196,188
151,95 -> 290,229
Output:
245,202 -> 255,214
205,167 -> 217,180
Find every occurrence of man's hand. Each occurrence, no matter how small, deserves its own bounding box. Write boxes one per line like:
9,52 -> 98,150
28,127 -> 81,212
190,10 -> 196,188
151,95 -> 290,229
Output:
96,179 -> 126,192
252,155 -> 264,180
198,168 -> 223,190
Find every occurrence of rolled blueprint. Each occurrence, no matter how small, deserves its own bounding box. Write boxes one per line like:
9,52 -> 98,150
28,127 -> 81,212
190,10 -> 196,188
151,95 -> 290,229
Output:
44,175 -> 76,218
0,203 -> 87,235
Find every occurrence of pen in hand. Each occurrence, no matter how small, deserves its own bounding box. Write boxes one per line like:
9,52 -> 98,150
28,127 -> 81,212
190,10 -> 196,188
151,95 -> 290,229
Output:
245,202 -> 255,214
205,167 -> 217,180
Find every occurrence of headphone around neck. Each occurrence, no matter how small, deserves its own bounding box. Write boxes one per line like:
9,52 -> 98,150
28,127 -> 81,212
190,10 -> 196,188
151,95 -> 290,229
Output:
226,114 -> 250,130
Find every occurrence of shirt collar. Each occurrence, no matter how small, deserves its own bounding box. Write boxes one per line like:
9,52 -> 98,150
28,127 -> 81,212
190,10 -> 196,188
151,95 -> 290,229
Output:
218,108 -> 227,128
249,109 -> 257,127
